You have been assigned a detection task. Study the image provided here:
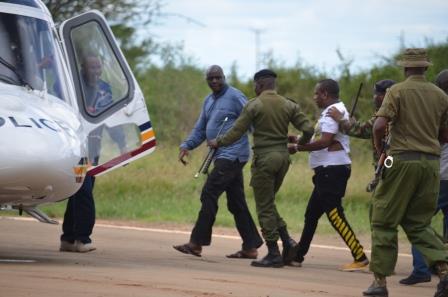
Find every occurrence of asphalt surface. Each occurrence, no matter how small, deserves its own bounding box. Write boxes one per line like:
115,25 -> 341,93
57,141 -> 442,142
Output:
0,217 -> 438,297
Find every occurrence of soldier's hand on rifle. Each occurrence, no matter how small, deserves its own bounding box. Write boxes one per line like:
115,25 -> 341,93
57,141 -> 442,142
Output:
207,139 -> 218,149
288,134 -> 298,144
179,148 -> 189,166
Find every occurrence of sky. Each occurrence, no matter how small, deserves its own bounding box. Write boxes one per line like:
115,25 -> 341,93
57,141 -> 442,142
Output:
148,0 -> 448,79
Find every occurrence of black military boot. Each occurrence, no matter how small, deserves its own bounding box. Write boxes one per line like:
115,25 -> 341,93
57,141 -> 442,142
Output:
434,262 -> 448,297
363,274 -> 388,297
278,226 -> 297,265
251,241 -> 284,268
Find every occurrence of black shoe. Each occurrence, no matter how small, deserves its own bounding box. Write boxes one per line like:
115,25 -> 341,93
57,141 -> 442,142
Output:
399,274 -> 431,285
435,277 -> 448,297
363,281 -> 388,297
283,242 -> 303,265
282,238 -> 297,264
251,253 -> 284,268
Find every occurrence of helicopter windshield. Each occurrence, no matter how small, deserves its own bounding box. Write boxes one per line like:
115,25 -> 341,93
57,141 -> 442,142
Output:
0,11 -> 68,100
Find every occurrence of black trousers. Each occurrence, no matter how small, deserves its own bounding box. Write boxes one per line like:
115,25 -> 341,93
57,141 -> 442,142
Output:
297,165 -> 367,262
190,158 -> 263,250
61,175 -> 96,244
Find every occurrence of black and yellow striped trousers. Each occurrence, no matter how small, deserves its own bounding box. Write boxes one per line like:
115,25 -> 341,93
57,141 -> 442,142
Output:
296,165 -> 367,263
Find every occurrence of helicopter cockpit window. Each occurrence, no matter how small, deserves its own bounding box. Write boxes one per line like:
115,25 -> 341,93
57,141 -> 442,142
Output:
0,12 -> 68,101
70,22 -> 129,117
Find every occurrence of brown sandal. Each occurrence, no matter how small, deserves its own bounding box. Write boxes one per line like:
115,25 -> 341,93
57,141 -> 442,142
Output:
226,250 -> 257,259
173,244 -> 201,257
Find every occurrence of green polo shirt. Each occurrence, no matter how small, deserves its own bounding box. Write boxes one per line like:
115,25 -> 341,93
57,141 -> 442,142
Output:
218,90 -> 314,153
376,75 -> 448,156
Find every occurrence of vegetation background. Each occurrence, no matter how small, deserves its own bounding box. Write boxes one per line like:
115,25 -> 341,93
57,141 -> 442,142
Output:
38,1 -> 448,236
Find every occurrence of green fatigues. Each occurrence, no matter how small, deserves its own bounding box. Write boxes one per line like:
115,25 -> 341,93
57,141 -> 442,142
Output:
371,75 -> 448,276
218,90 -> 313,241
343,117 -> 381,192
346,117 -> 374,139
345,117 -> 378,166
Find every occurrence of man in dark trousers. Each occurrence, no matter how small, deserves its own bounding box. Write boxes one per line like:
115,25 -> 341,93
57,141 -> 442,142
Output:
286,79 -> 369,271
364,48 -> 448,297
173,65 -> 263,259
209,69 -> 314,267
60,54 -> 125,253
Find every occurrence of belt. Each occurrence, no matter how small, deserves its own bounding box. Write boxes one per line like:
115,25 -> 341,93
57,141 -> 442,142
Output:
393,152 -> 439,161
313,164 -> 351,172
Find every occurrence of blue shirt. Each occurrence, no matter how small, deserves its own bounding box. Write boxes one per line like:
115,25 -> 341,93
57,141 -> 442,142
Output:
180,85 -> 250,162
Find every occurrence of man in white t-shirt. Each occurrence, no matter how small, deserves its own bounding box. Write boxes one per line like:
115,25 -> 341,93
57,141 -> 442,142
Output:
285,79 -> 369,271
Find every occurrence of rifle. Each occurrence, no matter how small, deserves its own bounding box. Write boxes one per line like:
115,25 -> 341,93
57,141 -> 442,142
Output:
194,117 -> 228,178
366,135 -> 391,192
349,82 -> 363,117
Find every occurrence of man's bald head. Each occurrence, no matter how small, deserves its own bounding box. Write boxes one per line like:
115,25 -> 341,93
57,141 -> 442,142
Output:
206,65 -> 226,94
206,65 -> 224,77
436,69 -> 448,94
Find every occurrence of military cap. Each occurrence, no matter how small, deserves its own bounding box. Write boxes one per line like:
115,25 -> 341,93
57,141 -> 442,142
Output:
374,79 -> 396,94
254,69 -> 277,81
436,70 -> 448,87
397,48 -> 432,67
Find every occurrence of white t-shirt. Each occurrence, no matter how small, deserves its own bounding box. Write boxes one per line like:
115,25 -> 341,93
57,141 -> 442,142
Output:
309,101 -> 351,169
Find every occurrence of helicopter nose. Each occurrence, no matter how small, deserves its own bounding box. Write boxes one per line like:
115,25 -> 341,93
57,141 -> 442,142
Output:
0,117 -> 83,202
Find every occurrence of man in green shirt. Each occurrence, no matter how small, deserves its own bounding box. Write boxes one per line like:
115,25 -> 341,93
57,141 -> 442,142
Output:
363,48 -> 448,297
209,69 -> 314,268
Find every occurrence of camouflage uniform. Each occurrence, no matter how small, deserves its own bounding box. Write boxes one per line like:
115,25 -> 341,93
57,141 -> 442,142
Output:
345,116 -> 378,165
341,115 -> 382,191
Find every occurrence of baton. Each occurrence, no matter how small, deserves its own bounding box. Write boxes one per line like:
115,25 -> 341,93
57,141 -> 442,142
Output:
349,82 -> 363,117
194,117 -> 229,178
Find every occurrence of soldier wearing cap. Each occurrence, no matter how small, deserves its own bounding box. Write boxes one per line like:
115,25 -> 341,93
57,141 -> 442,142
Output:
209,69 -> 314,268
363,48 -> 448,297
327,79 -> 395,191
399,69 -> 448,286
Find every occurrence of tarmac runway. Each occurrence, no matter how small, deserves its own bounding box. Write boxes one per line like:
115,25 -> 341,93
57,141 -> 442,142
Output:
0,216 -> 437,297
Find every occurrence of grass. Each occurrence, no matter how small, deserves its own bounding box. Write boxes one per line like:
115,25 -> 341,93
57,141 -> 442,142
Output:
37,142 -> 445,238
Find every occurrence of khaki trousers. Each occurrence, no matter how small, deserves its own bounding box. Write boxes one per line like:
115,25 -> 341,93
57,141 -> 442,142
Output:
250,151 -> 290,242
370,156 -> 448,276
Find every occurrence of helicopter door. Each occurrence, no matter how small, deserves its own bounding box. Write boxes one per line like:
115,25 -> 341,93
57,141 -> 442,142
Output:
59,11 -> 155,176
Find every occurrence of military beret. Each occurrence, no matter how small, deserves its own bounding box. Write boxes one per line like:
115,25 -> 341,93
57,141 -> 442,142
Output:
374,79 -> 396,93
436,70 -> 448,89
254,69 -> 277,81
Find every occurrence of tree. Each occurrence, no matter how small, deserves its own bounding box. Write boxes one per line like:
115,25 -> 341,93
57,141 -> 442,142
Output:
43,0 -> 160,24
43,0 -> 161,72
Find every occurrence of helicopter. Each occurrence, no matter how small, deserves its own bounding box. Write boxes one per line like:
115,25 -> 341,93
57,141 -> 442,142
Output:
0,0 -> 156,223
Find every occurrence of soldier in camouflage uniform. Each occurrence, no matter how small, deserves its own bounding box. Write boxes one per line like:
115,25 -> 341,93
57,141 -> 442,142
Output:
327,79 -> 395,191
363,48 -> 448,297
209,69 -> 314,268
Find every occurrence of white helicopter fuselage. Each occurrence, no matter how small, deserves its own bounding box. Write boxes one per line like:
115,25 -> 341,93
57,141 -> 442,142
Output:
0,0 -> 155,217
0,83 -> 84,206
